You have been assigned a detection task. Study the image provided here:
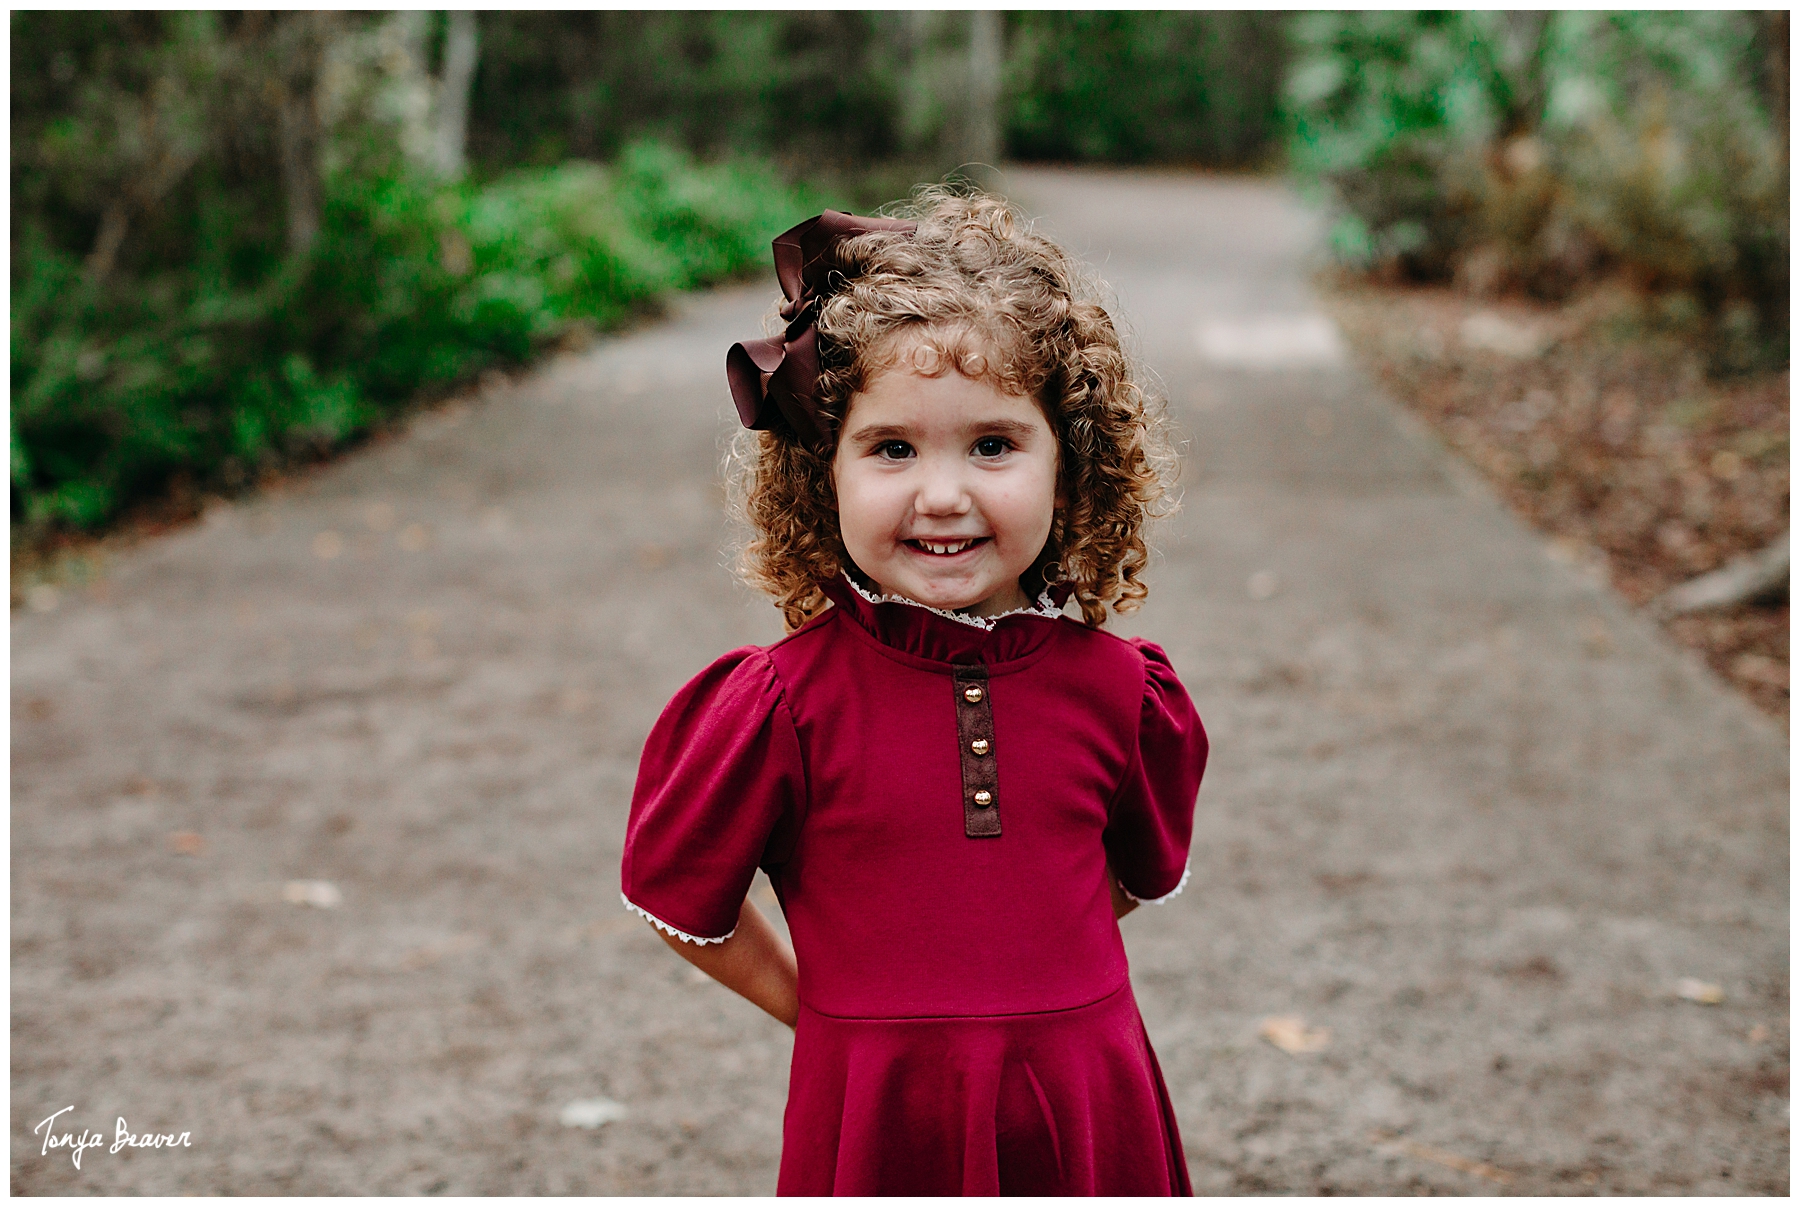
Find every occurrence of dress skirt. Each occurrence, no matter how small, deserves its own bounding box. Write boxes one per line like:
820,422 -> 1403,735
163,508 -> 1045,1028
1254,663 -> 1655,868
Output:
777,981 -> 1191,1196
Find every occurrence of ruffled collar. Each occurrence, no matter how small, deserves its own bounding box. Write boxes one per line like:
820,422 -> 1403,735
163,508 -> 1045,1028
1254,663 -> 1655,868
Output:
819,570 -> 1071,666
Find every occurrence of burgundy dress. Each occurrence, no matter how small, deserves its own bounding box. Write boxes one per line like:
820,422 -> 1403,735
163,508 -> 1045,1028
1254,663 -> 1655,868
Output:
621,574 -> 1208,1195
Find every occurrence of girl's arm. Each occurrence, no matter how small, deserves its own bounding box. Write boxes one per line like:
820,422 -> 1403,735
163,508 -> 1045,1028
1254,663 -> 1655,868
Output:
654,896 -> 800,1029
1109,863 -> 1139,920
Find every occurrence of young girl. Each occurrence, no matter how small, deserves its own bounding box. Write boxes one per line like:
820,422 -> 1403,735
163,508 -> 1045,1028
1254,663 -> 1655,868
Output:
620,191 -> 1207,1196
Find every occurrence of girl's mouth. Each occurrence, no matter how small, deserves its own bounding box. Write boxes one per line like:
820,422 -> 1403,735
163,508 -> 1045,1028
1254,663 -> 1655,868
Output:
905,537 -> 990,557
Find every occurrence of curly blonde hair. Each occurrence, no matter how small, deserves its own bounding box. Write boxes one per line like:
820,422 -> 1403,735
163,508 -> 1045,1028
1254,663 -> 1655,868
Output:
728,186 -> 1176,631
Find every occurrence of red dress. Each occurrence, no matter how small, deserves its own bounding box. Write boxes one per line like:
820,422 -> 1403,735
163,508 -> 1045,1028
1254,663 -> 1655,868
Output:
621,575 -> 1208,1195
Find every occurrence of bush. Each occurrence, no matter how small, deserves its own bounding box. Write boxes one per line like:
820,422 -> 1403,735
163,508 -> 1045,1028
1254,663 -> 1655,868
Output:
11,142 -> 817,530
1286,11 -> 1787,367
1004,12 -> 1287,165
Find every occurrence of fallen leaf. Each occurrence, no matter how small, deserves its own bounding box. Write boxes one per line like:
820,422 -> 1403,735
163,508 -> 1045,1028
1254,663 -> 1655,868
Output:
283,880 -> 343,909
1371,1130 -> 1514,1186
1731,653 -> 1787,690
1459,311 -> 1547,358
1196,314 -> 1345,368
1675,977 -> 1724,1005
1545,536 -> 1582,565
560,1098 -> 627,1129
1260,1015 -> 1330,1054
1747,1024 -> 1770,1043
167,831 -> 207,856
401,933 -> 479,970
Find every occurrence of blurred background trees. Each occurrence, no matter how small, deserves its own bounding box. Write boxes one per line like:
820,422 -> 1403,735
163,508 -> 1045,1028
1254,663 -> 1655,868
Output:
1286,11 -> 1788,370
11,11 -> 1787,537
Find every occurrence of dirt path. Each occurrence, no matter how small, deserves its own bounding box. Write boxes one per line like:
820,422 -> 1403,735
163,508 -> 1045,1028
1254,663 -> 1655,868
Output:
12,169 -> 1786,1194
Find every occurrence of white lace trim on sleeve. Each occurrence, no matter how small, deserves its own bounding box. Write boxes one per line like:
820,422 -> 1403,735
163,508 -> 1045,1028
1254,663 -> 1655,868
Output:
1121,863 -> 1190,905
621,893 -> 736,945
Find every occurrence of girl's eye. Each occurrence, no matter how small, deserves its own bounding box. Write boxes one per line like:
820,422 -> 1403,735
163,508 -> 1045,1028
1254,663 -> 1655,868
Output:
973,436 -> 1010,458
877,440 -> 913,460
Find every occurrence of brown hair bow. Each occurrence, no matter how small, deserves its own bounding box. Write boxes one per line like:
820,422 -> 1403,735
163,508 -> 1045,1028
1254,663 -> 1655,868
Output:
726,210 -> 918,448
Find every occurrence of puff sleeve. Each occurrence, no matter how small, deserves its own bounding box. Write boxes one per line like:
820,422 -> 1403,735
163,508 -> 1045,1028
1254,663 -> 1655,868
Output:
1103,639 -> 1207,904
620,647 -> 806,944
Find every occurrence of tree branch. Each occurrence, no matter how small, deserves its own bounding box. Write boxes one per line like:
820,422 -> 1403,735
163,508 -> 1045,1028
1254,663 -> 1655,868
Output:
1651,531 -> 1789,617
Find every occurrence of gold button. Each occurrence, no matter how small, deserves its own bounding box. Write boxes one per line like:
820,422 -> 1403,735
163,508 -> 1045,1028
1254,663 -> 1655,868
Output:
972,790 -> 993,808
970,738 -> 990,756
963,685 -> 984,704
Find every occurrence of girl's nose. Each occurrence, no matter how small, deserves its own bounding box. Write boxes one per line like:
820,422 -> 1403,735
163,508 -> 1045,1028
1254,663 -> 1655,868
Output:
914,459 -> 972,516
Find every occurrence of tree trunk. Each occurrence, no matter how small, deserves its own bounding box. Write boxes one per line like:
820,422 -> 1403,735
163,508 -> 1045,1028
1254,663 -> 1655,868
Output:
965,10 -> 1002,178
432,10 -> 479,180
84,199 -> 131,285
274,12 -> 324,256
895,10 -> 940,159
1766,11 -> 1788,165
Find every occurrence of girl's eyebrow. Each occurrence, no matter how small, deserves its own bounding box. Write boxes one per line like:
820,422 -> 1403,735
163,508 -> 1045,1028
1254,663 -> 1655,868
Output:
844,422 -> 913,444
845,418 -> 1043,444
970,418 -> 1042,440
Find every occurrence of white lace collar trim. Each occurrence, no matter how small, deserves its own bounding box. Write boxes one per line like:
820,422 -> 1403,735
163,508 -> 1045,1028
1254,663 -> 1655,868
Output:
839,571 -> 1064,632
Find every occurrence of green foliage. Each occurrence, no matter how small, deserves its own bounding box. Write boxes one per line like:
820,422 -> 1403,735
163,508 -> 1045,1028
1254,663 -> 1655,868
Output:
469,12 -> 1291,173
470,12 -> 904,169
1286,12 -> 1787,366
1005,12 -> 1288,165
12,145 -> 815,530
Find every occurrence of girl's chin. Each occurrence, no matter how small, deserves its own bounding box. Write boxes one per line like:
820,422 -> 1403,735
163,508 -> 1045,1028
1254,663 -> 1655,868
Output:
880,575 -> 1027,616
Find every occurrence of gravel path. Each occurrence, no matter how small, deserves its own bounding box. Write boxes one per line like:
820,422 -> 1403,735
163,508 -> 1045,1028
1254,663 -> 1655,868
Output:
12,168 -> 1786,1194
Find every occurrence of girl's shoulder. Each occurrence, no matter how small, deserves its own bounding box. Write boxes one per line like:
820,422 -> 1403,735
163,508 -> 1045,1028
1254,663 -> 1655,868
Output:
1052,618 -> 1184,680
1050,623 -> 1200,741
653,642 -> 789,736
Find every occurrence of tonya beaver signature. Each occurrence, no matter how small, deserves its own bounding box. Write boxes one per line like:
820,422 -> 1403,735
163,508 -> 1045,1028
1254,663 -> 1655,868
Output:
33,1105 -> 192,1170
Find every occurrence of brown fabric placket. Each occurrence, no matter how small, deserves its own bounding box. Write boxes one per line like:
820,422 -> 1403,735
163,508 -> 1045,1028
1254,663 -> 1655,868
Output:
953,665 -> 1001,838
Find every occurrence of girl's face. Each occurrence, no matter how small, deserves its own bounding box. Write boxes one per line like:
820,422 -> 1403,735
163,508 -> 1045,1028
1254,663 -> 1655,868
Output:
831,349 -> 1058,617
